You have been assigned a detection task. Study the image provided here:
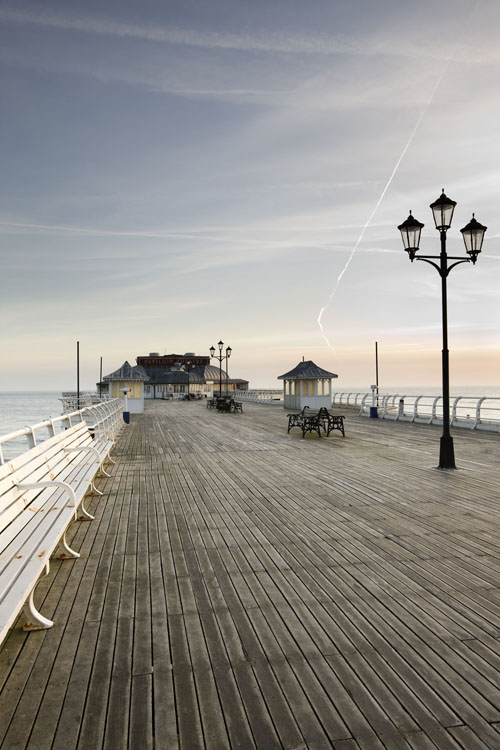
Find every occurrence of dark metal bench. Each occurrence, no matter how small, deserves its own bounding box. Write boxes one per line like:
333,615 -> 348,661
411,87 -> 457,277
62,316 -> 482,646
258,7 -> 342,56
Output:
215,397 -> 243,413
216,397 -> 232,412
287,407 -> 345,438
287,406 -> 312,433
324,413 -> 345,437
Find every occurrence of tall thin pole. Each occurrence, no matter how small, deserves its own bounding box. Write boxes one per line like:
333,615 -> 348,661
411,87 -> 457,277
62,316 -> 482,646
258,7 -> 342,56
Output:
439,230 -> 455,469
375,341 -> 379,405
99,356 -> 103,398
76,341 -> 80,410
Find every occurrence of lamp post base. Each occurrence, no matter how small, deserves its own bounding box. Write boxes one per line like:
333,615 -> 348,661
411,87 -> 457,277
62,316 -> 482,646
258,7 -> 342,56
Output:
438,434 -> 456,470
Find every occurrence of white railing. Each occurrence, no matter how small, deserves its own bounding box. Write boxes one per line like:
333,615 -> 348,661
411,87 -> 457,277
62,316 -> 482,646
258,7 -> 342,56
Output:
332,392 -> 500,432
233,390 -> 283,404
60,392 -> 111,411
0,399 -> 124,465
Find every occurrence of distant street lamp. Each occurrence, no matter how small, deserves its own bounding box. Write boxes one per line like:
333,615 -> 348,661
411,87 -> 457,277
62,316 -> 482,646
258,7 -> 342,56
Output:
398,190 -> 487,469
225,347 -> 232,395
186,359 -> 192,398
210,341 -> 232,397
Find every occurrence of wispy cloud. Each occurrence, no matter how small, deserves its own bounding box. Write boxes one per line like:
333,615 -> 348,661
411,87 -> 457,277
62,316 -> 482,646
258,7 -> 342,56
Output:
0,7 -> 407,57
0,220 -> 209,241
0,5 -> 491,64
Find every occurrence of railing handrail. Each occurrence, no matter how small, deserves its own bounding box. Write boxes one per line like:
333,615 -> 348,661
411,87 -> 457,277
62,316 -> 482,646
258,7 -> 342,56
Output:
0,399 -> 123,465
332,391 -> 500,433
233,390 -> 283,403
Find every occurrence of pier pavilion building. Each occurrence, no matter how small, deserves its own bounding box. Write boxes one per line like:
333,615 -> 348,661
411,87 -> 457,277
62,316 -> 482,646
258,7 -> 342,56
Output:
278,359 -> 338,410
100,360 -> 149,413
136,352 -> 249,399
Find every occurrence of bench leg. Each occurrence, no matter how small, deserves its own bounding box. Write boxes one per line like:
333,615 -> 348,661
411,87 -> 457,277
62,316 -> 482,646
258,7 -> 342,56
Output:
90,480 -> 103,496
99,464 -> 112,478
56,531 -> 80,559
23,566 -> 53,631
78,497 -> 95,521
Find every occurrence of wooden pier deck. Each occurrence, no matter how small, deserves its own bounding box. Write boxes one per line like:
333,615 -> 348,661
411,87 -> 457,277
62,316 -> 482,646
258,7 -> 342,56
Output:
1,400 -> 500,749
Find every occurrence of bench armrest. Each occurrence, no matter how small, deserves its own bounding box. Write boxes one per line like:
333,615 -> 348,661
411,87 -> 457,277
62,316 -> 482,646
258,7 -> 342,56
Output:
63,445 -> 102,463
15,480 -> 78,509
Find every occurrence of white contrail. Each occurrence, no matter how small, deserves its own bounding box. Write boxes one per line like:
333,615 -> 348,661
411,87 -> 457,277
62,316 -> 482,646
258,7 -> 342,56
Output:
317,0 -> 480,353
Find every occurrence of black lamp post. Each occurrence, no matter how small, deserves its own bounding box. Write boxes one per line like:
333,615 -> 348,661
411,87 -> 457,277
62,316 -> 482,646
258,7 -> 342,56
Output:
209,341 -> 232,397
398,190 -> 486,469
186,360 -> 191,398
225,346 -> 232,395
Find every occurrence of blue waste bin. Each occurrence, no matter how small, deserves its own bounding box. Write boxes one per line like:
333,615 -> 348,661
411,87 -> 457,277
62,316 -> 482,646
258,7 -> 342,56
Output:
369,406 -> 378,418
123,411 -> 130,424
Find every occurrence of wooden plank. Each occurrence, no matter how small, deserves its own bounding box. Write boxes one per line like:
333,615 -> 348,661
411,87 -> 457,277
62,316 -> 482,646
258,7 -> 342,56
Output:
1,400 -> 500,749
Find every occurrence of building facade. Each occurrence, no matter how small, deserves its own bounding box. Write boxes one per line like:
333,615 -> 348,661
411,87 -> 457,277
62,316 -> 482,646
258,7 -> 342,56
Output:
100,361 -> 149,413
136,353 -> 249,399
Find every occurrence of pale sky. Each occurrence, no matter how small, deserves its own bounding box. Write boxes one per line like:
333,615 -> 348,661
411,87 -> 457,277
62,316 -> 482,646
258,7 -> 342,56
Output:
1,0 -> 499,390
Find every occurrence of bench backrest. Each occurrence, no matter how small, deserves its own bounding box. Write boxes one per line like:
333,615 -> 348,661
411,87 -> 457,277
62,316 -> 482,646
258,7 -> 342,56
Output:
0,421 -> 94,543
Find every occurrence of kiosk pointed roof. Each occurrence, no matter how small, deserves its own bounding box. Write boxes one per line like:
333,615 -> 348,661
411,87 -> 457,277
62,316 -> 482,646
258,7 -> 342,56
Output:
277,360 -> 338,380
103,361 -> 149,381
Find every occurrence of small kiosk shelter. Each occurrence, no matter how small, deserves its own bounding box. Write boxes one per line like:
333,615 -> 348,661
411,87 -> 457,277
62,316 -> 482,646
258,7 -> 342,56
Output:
278,360 -> 338,411
101,361 -> 149,414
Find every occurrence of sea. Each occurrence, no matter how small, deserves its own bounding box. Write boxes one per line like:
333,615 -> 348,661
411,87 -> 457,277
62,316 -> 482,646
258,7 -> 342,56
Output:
0,391 -> 66,462
0,391 -> 65,436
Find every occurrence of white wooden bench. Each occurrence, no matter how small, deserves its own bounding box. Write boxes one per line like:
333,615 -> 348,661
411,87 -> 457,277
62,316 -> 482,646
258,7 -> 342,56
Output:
0,421 -> 114,643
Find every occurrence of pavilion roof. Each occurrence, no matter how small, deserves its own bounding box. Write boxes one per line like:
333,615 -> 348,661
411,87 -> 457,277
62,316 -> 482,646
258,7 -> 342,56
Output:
277,360 -> 338,380
103,361 -> 149,381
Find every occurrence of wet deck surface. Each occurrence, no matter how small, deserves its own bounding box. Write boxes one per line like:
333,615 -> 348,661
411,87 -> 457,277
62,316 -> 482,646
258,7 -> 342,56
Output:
1,399 -> 500,749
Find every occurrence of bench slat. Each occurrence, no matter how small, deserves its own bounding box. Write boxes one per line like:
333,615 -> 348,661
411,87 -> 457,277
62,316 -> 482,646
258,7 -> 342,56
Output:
0,420 -> 114,643
0,427 -> 94,501
0,422 -> 89,481
0,465 -> 93,576
0,434 -> 110,535
0,443 -> 111,565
